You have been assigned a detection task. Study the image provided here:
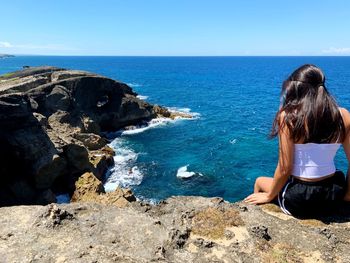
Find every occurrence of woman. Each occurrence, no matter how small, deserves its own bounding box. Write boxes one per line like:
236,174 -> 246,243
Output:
244,64 -> 350,217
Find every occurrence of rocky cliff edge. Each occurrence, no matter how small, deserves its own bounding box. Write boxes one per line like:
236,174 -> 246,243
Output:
0,197 -> 350,262
0,66 -> 189,206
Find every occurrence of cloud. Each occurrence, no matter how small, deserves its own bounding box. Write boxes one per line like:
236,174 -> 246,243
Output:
0,41 -> 13,48
322,47 -> 350,54
0,41 -> 78,54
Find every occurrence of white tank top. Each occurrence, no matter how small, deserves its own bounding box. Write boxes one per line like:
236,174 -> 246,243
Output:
292,143 -> 341,179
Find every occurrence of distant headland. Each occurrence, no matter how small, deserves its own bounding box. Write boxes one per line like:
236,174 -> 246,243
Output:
0,54 -> 14,59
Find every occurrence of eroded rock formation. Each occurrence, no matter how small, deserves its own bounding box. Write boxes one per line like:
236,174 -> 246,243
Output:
0,66 -> 175,206
0,197 -> 349,262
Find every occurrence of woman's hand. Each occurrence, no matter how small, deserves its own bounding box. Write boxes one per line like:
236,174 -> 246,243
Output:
343,193 -> 350,202
244,192 -> 273,205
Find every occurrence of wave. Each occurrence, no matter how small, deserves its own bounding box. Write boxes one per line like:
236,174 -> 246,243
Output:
104,138 -> 143,192
229,139 -> 237,144
114,107 -> 200,136
121,118 -> 173,135
135,196 -> 159,205
104,106 -> 200,191
176,165 -> 202,179
136,95 -> 149,100
126,82 -> 142,88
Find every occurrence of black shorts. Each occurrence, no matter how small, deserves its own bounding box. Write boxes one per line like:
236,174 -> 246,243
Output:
278,170 -> 346,218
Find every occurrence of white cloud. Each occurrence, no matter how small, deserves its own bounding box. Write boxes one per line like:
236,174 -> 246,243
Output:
322,47 -> 350,54
0,41 -> 78,55
0,41 -> 13,48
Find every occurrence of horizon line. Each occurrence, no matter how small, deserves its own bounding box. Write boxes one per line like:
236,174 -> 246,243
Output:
2,54 -> 350,58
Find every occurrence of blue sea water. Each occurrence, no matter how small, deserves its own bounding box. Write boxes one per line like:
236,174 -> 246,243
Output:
1,56 -> 350,202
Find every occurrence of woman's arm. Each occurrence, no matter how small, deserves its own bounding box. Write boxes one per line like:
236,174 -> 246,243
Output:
245,115 -> 294,204
340,108 -> 350,201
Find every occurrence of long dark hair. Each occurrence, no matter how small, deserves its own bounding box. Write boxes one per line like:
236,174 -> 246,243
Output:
271,64 -> 345,143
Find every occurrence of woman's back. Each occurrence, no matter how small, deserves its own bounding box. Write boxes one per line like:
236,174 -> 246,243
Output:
245,64 -> 350,217
292,143 -> 341,179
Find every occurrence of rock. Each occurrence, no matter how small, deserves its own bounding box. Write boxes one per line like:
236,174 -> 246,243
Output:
250,225 -> 271,241
82,116 -> 101,134
71,172 -> 105,202
89,151 -> 114,180
73,133 -> 107,150
153,104 -> 171,118
1,197 -> 350,262
36,189 -> 57,205
45,85 -> 71,112
34,204 -> 74,228
33,112 -> 48,127
153,104 -> 193,119
35,154 -> 68,189
71,172 -> 136,208
0,66 -> 166,206
63,143 -> 90,170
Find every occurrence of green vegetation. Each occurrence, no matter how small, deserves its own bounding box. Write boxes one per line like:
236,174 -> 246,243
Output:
0,72 -> 14,79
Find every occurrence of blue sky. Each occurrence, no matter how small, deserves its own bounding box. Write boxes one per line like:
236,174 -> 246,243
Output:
1,0 -> 350,56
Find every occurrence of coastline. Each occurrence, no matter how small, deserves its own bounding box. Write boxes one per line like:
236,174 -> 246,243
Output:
0,66 -> 195,206
0,54 -> 14,59
1,66 -> 350,262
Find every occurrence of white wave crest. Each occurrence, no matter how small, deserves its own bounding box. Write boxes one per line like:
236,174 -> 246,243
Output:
229,139 -> 237,144
136,95 -> 149,100
127,82 -> 142,88
176,165 -> 202,179
104,139 -> 143,192
121,118 -> 173,135
136,196 -> 159,205
117,107 -> 200,136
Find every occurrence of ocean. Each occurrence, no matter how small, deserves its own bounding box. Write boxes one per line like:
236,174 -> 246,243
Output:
1,56 -> 350,203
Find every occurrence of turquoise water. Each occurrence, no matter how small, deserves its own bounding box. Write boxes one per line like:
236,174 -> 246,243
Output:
2,56 -> 350,202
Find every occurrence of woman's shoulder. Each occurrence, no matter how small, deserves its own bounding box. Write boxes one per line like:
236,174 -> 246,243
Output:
339,107 -> 350,114
339,107 -> 350,133
339,107 -> 350,121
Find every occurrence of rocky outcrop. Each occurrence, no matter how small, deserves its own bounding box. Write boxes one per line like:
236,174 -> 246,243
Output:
0,54 -> 14,59
0,66 -> 173,206
0,196 -> 349,262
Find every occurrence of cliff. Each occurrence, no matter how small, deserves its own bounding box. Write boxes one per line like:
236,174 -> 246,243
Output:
0,66 -> 182,206
0,197 -> 350,262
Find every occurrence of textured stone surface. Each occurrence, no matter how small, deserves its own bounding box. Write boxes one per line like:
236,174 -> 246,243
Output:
0,66 -> 173,206
0,197 -> 349,262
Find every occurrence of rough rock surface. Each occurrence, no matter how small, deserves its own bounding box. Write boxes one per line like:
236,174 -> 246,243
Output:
0,66 -> 176,206
0,196 -> 349,262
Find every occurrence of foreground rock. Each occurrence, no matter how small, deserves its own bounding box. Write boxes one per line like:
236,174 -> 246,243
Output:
0,66 -> 176,206
0,196 -> 349,262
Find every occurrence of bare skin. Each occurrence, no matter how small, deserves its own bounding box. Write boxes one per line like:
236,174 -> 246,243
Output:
245,108 -> 350,205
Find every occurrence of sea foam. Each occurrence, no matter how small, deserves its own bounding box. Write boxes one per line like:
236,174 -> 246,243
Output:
104,107 -> 200,191
176,165 -> 202,179
136,95 -> 149,100
104,138 -> 143,192
127,82 -> 142,88
119,107 -> 200,136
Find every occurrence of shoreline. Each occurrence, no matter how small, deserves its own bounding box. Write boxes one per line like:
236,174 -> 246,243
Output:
103,107 -> 199,201
0,66 -> 181,206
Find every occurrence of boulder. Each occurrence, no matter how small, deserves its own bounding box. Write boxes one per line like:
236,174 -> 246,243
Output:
71,172 -> 105,202
71,172 -> 136,208
73,133 -> 107,150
